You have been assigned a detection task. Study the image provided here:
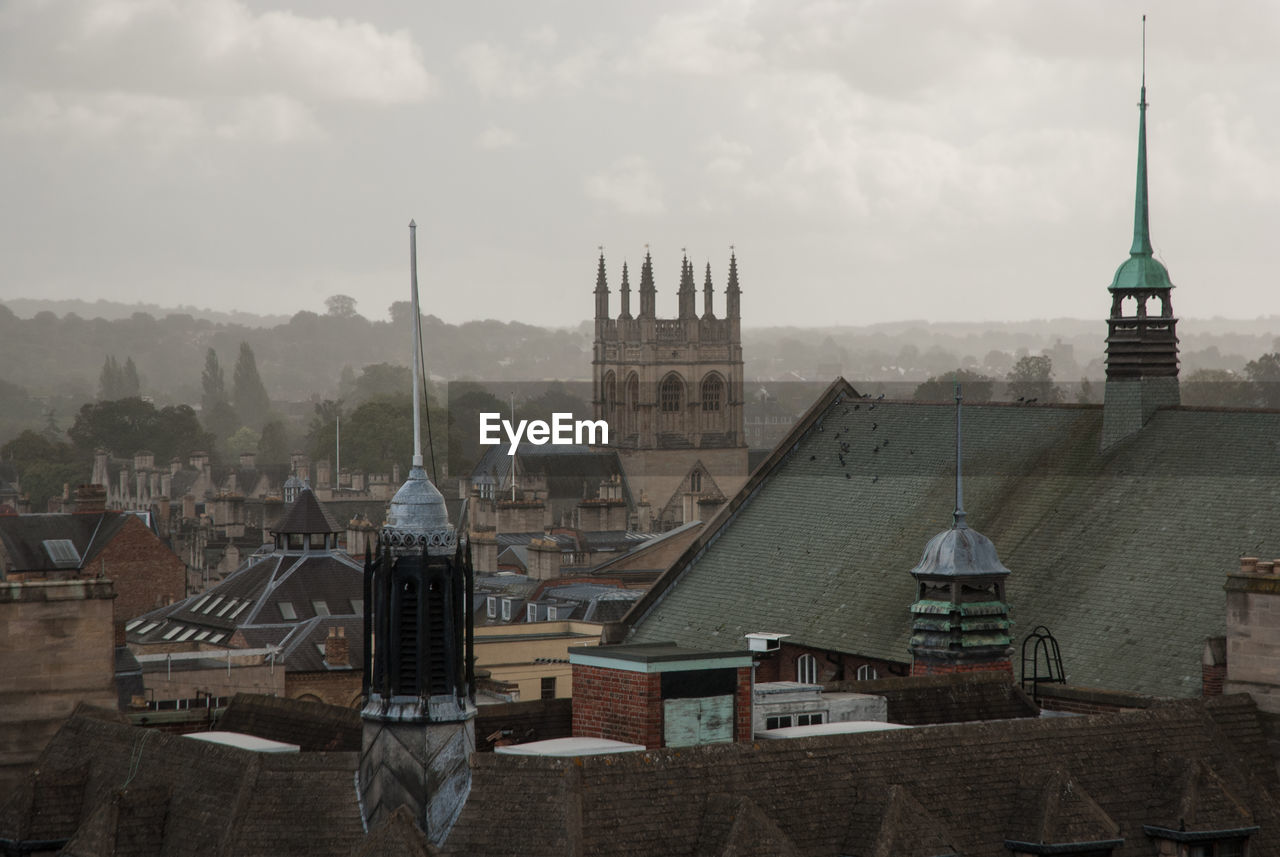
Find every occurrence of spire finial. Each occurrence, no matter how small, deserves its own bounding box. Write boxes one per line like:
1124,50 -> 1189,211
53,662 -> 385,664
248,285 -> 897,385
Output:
409,220 -> 423,468
1129,16 -> 1153,257
954,382 -> 966,529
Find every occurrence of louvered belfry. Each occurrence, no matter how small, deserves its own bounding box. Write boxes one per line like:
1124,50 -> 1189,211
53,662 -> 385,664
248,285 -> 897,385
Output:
1102,52 -> 1180,449
359,221 -> 476,847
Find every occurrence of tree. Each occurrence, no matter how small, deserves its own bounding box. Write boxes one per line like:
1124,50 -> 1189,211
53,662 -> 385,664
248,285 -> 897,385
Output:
1076,378 -> 1096,405
201,348 -> 227,414
1244,353 -> 1280,409
344,395 -> 414,473
306,400 -> 344,464
232,342 -> 272,430
1006,355 -> 1062,403
226,427 -> 259,457
121,357 -> 141,397
912,370 -> 994,403
258,420 -> 291,466
68,399 -> 213,463
98,355 -> 122,400
325,294 -> 358,318
1183,369 -> 1252,408
447,384 -> 506,476
348,363 -> 412,406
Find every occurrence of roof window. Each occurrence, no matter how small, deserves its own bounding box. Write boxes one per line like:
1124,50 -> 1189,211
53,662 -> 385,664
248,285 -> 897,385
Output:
279,602 -> 297,620
42,539 -> 80,568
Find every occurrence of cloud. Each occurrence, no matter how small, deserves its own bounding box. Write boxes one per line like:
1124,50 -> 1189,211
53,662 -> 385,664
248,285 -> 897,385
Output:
476,125 -> 518,150
585,157 -> 665,215
457,32 -> 600,99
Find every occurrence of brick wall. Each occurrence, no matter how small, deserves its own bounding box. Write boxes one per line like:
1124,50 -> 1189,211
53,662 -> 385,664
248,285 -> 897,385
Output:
94,514 -> 187,625
285,670 -> 363,708
910,659 -> 1013,678
0,579 -> 118,794
753,642 -> 903,684
571,664 -> 662,747
1033,683 -> 1154,715
733,666 -> 752,743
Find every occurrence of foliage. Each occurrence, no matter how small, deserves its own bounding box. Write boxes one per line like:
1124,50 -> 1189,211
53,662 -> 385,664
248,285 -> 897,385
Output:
232,342 -> 272,430
912,370 -> 994,403
258,420 -> 291,466
98,355 -> 141,400
1006,355 -> 1062,403
348,363 -> 412,406
1182,369 -> 1253,408
68,398 -> 214,463
1244,353 -> 1280,408
325,294 -> 358,318
1,429 -> 88,510
447,384 -> 506,477
226,427 -> 260,457
201,348 -> 227,414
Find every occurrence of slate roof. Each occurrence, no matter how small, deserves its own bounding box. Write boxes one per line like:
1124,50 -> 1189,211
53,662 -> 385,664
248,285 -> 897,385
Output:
0,512 -> 131,574
271,489 -> 343,534
0,706 -> 364,857
623,379 -> 1280,698
217,693 -> 361,751
443,696 -> 1280,857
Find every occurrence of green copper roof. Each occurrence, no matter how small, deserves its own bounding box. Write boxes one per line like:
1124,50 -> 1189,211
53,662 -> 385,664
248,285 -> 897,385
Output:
1110,85 -> 1173,291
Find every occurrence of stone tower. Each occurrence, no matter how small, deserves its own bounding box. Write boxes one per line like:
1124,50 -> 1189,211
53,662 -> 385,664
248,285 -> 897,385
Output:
592,248 -> 749,529
908,387 -> 1013,676
1102,50 -> 1179,450
359,221 -> 475,846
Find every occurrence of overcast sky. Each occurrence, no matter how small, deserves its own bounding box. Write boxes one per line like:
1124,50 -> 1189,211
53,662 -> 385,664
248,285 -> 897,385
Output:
1,1 -> 1277,329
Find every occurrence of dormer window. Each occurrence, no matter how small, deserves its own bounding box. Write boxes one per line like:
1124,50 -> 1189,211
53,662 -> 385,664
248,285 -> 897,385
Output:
486,597 -> 496,618
501,599 -> 512,621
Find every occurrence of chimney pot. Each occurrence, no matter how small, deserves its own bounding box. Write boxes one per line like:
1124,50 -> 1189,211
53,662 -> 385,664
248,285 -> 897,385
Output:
1258,560 -> 1274,575
1241,556 -> 1259,574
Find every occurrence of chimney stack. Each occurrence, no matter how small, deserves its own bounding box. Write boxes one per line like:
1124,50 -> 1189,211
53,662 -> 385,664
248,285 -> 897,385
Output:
325,626 -> 351,668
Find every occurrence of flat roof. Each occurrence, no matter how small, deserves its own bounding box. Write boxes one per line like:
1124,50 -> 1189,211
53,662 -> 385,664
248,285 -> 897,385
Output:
495,737 -> 646,757
569,642 -> 752,674
183,731 -> 301,753
755,721 -> 911,740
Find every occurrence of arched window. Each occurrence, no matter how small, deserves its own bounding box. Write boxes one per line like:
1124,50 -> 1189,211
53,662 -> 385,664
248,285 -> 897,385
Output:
701,374 -> 724,411
603,371 -> 616,410
856,664 -> 879,681
660,374 -> 684,413
625,373 -> 640,410
796,653 -> 817,684
689,470 -> 702,493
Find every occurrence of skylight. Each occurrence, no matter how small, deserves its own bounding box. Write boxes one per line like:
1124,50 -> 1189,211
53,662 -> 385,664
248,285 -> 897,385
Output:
137,622 -> 159,635
125,619 -> 143,631
176,628 -> 197,642
42,539 -> 80,568
194,631 -> 210,641
209,634 -> 225,644
217,599 -> 237,617
350,599 -> 363,614
191,595 -> 211,613
230,601 -> 250,619
162,625 -> 184,640
202,597 -> 223,614
312,601 -> 331,617
279,602 -> 297,620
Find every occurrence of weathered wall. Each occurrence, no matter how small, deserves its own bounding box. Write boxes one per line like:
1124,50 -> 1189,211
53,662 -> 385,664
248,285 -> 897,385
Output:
0,579 -> 117,793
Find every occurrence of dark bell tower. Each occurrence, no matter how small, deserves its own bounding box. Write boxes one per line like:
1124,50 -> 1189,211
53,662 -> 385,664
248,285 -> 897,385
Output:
360,221 -> 475,847
1102,20 -> 1179,450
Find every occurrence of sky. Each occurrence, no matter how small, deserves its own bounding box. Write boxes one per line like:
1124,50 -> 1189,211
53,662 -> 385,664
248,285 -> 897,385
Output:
1,1 -> 1278,329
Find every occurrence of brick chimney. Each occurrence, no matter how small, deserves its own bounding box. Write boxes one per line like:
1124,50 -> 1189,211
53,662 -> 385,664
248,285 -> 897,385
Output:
74,484 -> 107,514
325,626 -> 350,668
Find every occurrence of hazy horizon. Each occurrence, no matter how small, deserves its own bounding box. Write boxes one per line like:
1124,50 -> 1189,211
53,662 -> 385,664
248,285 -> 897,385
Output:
3,2 -> 1278,328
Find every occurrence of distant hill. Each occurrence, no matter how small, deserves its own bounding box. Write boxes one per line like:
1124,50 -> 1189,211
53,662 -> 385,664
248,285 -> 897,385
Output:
2,298 -> 290,328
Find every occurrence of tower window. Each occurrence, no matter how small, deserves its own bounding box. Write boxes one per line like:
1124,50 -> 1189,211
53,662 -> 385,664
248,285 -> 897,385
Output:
690,470 -> 702,493
660,375 -> 684,412
701,374 -> 723,411
626,374 -> 640,410
603,372 -> 616,409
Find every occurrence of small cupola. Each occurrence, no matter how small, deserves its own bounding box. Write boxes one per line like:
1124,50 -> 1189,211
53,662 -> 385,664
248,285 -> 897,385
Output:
909,385 -> 1013,676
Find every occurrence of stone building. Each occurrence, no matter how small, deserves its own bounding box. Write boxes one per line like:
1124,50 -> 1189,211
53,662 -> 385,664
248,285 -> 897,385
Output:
592,249 -> 750,531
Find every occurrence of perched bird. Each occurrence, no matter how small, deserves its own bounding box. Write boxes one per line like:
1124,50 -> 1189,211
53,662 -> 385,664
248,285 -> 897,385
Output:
876,393 -> 885,400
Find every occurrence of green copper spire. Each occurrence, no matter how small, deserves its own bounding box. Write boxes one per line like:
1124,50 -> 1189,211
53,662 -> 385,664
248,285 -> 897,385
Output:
1110,16 -> 1172,292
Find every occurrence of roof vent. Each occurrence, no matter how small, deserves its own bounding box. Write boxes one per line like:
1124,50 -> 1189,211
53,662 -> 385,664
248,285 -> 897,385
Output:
744,632 -> 790,654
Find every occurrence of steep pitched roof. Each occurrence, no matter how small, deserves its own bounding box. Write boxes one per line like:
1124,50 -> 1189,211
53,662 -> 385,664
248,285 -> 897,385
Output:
0,512 -> 130,574
271,489 -> 343,535
842,784 -> 958,857
623,378 -> 1280,697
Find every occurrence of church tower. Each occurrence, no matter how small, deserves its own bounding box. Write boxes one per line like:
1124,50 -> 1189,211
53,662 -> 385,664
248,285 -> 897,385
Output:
360,221 -> 475,846
908,386 -> 1013,676
1102,23 -> 1179,450
592,247 -> 749,530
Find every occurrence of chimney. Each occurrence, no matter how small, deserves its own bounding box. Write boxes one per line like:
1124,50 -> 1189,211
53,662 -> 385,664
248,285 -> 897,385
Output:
74,484 -> 107,514
325,626 -> 350,668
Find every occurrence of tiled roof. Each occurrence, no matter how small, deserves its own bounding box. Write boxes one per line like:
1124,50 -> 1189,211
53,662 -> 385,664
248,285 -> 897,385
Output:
217,693 -> 361,751
0,707 -> 364,857
444,696 -> 1280,857
624,379 -> 1280,698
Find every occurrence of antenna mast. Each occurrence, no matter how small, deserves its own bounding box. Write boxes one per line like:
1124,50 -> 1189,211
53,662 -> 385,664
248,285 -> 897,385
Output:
409,220 -> 423,468
954,383 -> 966,528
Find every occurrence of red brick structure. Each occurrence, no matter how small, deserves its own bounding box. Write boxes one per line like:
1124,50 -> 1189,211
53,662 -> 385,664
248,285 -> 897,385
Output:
910,659 -> 1014,678
569,642 -> 752,748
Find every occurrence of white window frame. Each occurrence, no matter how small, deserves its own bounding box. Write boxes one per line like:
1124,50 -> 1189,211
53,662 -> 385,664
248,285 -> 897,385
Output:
796,654 -> 818,684
501,599 -> 512,621
527,603 -> 537,622
856,664 -> 879,681
486,597 -> 496,618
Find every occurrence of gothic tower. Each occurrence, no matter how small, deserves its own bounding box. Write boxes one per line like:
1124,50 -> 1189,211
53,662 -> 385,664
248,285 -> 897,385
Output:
1102,36 -> 1179,450
908,386 -> 1013,676
592,247 -> 749,530
360,221 -> 475,846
